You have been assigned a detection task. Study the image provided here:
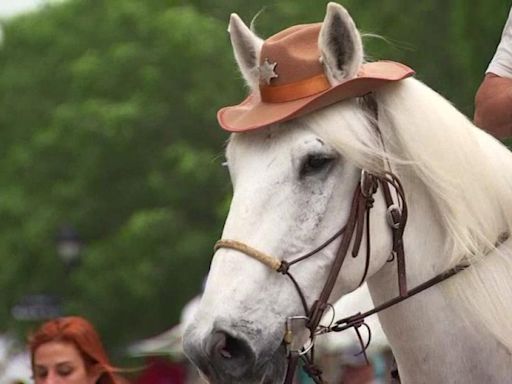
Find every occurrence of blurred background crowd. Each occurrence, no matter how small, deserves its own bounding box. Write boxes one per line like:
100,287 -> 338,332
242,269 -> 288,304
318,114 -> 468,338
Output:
0,0 -> 510,383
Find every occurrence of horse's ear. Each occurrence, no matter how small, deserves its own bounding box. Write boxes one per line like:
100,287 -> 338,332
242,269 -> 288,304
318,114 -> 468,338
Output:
319,3 -> 363,84
228,13 -> 264,90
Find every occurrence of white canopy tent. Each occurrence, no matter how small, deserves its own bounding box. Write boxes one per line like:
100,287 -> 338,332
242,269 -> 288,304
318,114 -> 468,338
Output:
0,335 -> 32,384
128,296 -> 201,360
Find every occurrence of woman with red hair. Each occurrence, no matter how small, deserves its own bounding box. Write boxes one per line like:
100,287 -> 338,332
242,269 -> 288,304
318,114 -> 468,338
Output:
29,316 -> 129,384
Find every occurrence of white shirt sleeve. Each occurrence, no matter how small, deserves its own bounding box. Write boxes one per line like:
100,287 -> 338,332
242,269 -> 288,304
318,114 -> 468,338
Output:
487,7 -> 512,78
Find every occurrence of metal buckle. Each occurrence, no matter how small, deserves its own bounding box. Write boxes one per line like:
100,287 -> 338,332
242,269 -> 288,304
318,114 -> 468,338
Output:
360,170 -> 369,196
284,316 -> 314,356
360,169 -> 377,198
386,205 -> 401,229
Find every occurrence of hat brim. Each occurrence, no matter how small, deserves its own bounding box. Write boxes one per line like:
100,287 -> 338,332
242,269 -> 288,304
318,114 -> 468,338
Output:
218,61 -> 414,132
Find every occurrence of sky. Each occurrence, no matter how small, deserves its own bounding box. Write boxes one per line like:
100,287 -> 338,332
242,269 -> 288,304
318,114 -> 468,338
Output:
0,0 -> 47,18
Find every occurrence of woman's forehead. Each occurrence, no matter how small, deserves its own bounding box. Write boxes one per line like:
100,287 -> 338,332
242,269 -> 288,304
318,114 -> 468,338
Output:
34,340 -> 82,365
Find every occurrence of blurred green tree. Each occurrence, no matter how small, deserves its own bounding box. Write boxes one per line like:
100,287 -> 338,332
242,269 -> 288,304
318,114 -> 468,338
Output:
0,0 -> 238,349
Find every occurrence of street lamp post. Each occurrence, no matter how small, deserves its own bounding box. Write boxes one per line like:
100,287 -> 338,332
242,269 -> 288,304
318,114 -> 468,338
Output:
56,225 -> 82,272
10,226 -> 83,322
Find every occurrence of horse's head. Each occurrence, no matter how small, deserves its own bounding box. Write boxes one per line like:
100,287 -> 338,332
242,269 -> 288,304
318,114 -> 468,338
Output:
184,3 -> 411,383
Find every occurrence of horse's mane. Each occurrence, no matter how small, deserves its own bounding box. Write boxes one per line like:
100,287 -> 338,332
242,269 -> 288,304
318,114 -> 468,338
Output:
301,78 -> 512,350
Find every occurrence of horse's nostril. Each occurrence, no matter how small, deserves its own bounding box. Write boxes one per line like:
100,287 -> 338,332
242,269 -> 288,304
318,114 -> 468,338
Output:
223,333 -> 248,359
207,331 -> 250,359
205,329 -> 255,377
206,331 -> 228,358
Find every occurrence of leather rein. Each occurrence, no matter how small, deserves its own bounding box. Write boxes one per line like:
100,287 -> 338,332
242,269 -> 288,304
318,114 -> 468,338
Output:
212,96 -> 503,383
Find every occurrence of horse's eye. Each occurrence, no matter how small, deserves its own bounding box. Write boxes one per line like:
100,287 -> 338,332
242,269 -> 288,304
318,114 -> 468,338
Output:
300,154 -> 334,176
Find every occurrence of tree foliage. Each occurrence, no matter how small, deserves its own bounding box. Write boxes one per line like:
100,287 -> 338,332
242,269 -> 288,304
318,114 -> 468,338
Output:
0,0 -> 237,349
0,0 -> 510,356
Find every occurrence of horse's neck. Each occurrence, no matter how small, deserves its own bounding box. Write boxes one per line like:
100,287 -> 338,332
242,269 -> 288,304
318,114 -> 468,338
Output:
369,278 -> 512,383
367,178 -> 512,384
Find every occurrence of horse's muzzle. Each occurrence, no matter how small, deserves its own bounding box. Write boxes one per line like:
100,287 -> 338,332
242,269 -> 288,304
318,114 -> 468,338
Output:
183,322 -> 286,383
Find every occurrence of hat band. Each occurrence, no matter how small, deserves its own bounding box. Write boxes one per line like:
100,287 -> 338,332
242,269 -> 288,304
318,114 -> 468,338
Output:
260,73 -> 331,103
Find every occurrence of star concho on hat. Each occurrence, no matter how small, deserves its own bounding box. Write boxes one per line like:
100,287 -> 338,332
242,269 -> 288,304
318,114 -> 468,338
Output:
259,58 -> 278,85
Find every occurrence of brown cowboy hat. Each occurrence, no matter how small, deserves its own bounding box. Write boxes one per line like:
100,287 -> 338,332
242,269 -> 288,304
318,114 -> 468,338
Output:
218,6 -> 414,132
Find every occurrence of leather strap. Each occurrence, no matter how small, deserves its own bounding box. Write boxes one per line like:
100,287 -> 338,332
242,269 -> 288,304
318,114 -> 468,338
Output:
260,74 -> 331,103
307,178 -> 377,332
331,262 -> 472,333
380,174 -> 408,297
306,171 -> 406,331
283,353 -> 300,384
364,93 -> 409,297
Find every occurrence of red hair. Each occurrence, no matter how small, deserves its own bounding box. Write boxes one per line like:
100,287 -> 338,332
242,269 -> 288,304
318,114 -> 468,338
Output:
29,316 -> 127,384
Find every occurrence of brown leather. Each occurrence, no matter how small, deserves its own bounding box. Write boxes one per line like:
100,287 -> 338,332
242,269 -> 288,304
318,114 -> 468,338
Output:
307,174 -> 381,333
260,73 -> 331,103
306,170 -> 407,336
380,174 -> 408,297
283,353 -> 300,384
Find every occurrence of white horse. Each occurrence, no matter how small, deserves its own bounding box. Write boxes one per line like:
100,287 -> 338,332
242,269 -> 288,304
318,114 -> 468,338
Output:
183,3 -> 512,383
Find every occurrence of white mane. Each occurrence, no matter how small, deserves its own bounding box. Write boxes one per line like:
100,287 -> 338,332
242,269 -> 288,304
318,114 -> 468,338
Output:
300,77 -> 512,350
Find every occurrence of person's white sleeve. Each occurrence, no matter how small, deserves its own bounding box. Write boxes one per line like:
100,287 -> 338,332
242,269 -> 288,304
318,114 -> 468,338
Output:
487,7 -> 512,78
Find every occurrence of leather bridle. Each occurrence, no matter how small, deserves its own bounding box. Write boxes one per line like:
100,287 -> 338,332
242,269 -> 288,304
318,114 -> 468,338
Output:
214,168 -> 407,384
212,95 -> 508,383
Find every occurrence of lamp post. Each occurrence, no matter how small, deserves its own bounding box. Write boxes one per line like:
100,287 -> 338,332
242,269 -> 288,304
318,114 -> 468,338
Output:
10,226 -> 82,322
56,225 -> 82,272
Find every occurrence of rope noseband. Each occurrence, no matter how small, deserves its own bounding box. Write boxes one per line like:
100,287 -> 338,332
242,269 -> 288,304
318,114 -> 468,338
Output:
214,240 -> 282,271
